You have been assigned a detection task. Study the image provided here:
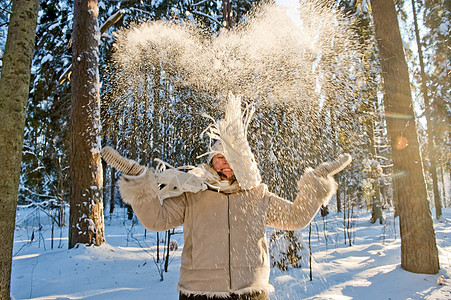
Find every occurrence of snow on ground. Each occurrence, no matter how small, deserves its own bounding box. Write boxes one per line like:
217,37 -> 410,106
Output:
11,207 -> 450,300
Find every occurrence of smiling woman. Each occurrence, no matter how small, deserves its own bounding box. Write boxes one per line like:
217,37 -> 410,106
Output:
101,94 -> 351,299
211,152 -> 235,181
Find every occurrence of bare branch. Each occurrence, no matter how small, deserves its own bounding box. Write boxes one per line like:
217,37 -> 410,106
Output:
191,0 -> 209,7
100,9 -> 125,34
0,1 -> 12,15
59,9 -> 125,85
191,10 -> 223,27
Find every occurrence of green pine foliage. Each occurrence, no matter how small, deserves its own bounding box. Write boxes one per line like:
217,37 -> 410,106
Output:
20,0 -> 73,207
423,0 -> 451,183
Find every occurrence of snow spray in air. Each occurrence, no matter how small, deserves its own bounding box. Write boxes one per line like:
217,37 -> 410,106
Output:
103,0 -> 363,197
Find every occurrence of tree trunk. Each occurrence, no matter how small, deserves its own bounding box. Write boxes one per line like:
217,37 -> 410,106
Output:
309,223 -> 312,281
368,116 -> 383,224
110,168 -> 116,214
109,131 -> 117,214
411,0 -> 442,219
0,0 -> 39,298
164,230 -> 171,272
157,232 -> 160,262
371,181 -> 383,224
102,157 -> 107,211
222,0 -> 232,30
68,0 -> 105,248
440,167 -> 447,208
370,0 -> 439,274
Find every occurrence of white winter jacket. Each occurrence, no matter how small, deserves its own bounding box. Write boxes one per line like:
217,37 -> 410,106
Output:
118,166 -> 336,297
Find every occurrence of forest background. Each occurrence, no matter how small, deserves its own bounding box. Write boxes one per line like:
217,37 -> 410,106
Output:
0,0 -> 449,299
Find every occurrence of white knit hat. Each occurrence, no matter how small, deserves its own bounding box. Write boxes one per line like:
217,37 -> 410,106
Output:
207,140 -> 225,164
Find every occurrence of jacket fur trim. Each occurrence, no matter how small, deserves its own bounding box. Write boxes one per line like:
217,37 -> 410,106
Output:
177,284 -> 275,298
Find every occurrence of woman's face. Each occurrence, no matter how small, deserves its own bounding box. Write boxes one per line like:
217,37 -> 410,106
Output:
211,154 -> 235,180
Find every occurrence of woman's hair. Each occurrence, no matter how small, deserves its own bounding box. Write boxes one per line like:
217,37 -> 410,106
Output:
228,175 -> 237,185
210,159 -> 237,184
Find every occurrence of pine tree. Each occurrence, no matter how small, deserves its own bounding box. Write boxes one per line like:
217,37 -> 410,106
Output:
370,0 -> 439,274
20,0 -> 73,215
410,0 -> 442,219
423,0 -> 450,209
336,0 -> 390,222
68,0 -> 105,248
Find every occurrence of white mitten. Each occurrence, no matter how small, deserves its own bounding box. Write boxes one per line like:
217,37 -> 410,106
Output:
313,153 -> 352,178
297,153 -> 352,207
101,146 -> 145,176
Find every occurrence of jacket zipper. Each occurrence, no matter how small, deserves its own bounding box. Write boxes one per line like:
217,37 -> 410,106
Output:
227,193 -> 232,291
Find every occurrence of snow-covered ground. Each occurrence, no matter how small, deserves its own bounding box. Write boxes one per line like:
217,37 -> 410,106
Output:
11,206 -> 450,300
